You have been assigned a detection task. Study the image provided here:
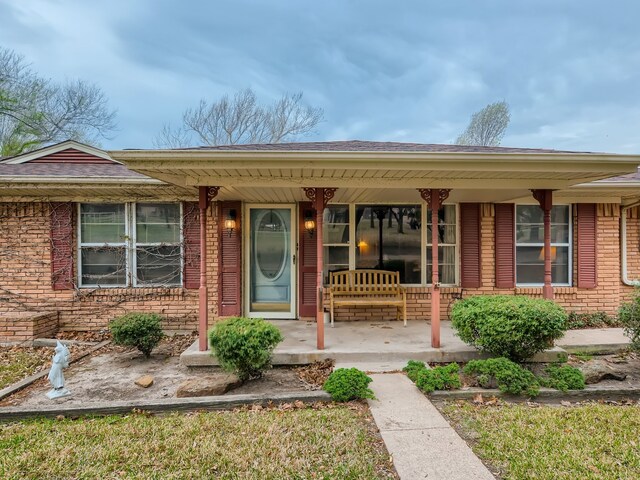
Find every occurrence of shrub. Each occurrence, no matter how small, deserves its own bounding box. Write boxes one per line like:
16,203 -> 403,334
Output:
109,313 -> 164,358
451,295 -> 567,362
403,360 -> 427,382
619,289 -> 640,351
209,317 -> 283,381
464,358 -> 540,397
413,363 -> 461,393
323,368 -> 375,402
566,311 -> 619,329
538,364 -> 585,392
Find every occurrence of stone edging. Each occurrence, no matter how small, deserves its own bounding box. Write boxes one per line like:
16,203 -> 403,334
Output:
428,385 -> 640,403
0,390 -> 332,422
0,340 -> 111,402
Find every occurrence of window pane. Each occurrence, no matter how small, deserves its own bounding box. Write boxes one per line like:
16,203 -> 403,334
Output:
323,205 -> 349,244
516,246 -> 570,284
516,205 -> 569,243
136,246 -> 181,285
516,205 -> 543,224
80,204 -> 125,243
136,204 -> 181,244
81,247 -> 126,286
323,246 -> 349,283
355,205 -> 421,283
426,205 -> 456,244
426,246 -> 456,284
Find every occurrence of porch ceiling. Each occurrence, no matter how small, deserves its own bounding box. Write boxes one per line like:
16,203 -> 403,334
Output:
110,148 -> 640,191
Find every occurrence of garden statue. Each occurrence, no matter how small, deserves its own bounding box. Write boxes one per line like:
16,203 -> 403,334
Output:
46,341 -> 71,399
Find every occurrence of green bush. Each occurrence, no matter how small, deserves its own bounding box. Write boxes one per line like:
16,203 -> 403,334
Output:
109,312 -> 164,358
209,317 -> 283,380
464,358 -> 540,397
403,360 -> 427,382
323,368 -> 375,402
451,295 -> 567,362
566,311 -> 619,329
413,363 -> 461,393
538,364 -> 585,392
619,289 -> 640,351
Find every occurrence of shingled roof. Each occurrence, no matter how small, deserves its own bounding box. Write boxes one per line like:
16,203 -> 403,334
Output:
0,163 -> 148,178
181,139 -> 600,154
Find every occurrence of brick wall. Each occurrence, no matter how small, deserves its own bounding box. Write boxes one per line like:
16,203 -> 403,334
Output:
0,202 -> 221,333
2,201 -> 639,331
0,311 -> 59,342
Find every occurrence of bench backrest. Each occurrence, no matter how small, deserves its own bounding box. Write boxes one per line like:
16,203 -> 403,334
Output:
329,270 -> 401,294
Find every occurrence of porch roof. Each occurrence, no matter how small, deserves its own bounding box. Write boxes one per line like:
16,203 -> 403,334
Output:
110,140 -> 640,195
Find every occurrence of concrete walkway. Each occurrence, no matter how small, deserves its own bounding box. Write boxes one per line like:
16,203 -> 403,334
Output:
368,374 -> 495,480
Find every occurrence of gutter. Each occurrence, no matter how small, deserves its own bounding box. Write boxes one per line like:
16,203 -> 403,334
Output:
621,200 -> 640,286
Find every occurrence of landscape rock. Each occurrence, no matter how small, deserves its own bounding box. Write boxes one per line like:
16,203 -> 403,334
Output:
578,360 -> 627,384
176,374 -> 242,398
135,375 -> 154,388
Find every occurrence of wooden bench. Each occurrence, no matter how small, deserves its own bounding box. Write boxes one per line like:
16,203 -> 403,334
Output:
329,270 -> 407,327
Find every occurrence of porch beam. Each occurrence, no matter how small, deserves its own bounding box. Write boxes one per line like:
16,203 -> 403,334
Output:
198,186 -> 220,351
418,188 -> 451,348
532,189 -> 554,300
303,187 -> 337,350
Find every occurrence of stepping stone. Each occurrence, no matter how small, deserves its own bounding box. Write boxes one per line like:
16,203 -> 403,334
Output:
135,375 -> 154,388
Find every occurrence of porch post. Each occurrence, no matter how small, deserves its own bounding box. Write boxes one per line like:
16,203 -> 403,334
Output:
198,186 -> 220,351
532,189 -> 554,300
418,188 -> 451,348
304,187 -> 337,350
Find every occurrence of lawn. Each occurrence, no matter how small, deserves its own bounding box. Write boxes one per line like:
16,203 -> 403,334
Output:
0,347 -> 51,389
0,405 -> 397,479
443,402 -> 640,480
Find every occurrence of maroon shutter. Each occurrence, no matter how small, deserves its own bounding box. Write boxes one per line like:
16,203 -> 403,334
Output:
576,203 -> 597,288
495,203 -> 515,288
182,202 -> 200,289
50,202 -> 74,290
460,203 -> 481,288
218,201 -> 242,316
298,202 -> 317,317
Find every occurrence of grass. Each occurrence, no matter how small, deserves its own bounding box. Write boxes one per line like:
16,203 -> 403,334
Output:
0,347 -> 50,389
0,405 -> 396,479
443,402 -> 640,479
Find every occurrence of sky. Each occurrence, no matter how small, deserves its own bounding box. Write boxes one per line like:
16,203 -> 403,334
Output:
1,0 -> 639,153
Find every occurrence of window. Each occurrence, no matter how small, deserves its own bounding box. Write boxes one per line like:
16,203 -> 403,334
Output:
516,205 -> 571,285
79,203 -> 182,287
323,205 -> 350,283
355,205 -> 422,284
426,205 -> 457,285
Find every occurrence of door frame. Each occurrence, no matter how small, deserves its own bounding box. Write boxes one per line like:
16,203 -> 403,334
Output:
243,203 -> 297,319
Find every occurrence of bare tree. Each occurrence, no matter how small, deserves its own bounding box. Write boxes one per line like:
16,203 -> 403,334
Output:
155,88 -> 323,148
456,101 -> 510,147
0,47 -> 116,157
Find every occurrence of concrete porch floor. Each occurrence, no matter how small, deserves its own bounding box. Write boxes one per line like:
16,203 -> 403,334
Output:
180,320 -> 600,368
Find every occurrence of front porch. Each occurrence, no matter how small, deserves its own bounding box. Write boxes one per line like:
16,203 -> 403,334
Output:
180,320 -> 569,368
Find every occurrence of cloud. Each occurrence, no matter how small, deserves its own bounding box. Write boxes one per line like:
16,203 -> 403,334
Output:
0,0 -> 639,152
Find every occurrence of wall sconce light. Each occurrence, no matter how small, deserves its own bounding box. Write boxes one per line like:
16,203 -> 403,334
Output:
304,209 -> 316,237
224,209 -> 237,236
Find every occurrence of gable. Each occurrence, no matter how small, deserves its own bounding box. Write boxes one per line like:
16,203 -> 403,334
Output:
27,147 -> 115,164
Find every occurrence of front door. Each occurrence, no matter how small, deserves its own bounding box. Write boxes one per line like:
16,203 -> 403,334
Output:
246,205 -> 296,318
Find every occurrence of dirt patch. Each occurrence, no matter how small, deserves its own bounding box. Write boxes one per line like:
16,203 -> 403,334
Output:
1,335 -> 311,408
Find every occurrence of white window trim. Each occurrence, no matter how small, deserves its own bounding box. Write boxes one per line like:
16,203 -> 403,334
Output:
78,202 -> 183,288
515,203 -> 572,287
321,202 -> 459,287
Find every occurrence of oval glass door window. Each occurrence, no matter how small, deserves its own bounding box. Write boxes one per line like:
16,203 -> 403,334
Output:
255,210 -> 288,280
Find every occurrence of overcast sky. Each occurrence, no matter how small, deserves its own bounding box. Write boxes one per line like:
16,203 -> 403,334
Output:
1,0 -> 639,153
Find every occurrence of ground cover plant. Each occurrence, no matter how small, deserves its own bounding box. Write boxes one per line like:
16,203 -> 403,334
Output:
403,361 -> 461,393
323,367 -> 375,401
109,312 -> 164,358
209,317 -> 283,380
538,364 -> 585,392
0,347 -> 51,389
443,402 -> 640,480
464,358 -> 540,397
451,295 -> 567,362
0,406 -> 397,479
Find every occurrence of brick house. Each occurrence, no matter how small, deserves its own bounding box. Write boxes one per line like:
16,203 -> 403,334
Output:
1,139 -> 640,351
